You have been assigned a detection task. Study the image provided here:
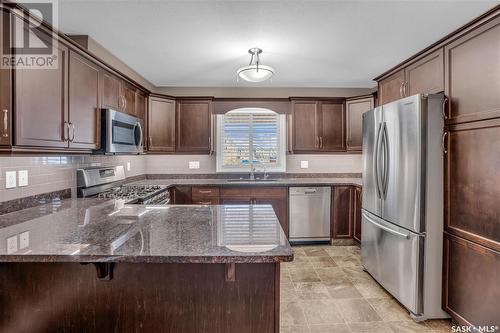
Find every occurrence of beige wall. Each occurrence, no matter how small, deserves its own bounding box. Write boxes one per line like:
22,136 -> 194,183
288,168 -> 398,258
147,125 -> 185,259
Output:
154,86 -> 374,98
146,154 -> 362,175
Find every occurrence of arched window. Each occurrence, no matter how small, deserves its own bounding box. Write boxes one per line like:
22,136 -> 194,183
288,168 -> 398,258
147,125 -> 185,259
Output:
216,108 -> 286,172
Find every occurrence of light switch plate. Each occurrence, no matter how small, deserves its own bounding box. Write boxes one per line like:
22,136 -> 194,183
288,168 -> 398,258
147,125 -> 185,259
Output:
189,161 -> 200,169
300,160 -> 309,169
18,170 -> 28,187
5,171 -> 16,189
19,231 -> 29,250
7,235 -> 17,254
126,162 -> 131,171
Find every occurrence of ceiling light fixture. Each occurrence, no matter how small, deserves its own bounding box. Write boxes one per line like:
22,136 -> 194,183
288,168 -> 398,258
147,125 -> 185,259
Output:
237,48 -> 275,83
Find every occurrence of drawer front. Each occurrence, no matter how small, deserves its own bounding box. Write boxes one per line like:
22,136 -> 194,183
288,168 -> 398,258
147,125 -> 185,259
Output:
192,198 -> 220,205
222,186 -> 286,198
192,187 -> 220,197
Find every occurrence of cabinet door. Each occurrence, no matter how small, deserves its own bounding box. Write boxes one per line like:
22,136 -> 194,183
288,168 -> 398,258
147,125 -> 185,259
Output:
176,100 -> 211,153
443,233 -> 500,326
353,187 -> 362,242
292,101 -> 318,151
255,196 -> 288,238
444,119 -> 500,251
405,49 -> 444,96
101,71 -> 121,110
319,101 -> 345,151
346,97 -> 374,152
444,16 -> 500,124
378,69 -> 405,106
14,35 -> 68,148
122,82 -> 136,115
135,90 -> 147,120
332,186 -> 353,239
0,11 -> 11,146
68,51 -> 100,149
148,97 -> 175,152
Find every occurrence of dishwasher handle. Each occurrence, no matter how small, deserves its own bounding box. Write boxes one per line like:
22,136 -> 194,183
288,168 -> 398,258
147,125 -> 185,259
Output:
304,189 -> 317,194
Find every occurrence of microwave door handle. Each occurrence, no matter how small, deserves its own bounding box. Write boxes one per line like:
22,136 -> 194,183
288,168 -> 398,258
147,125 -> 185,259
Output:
136,122 -> 144,148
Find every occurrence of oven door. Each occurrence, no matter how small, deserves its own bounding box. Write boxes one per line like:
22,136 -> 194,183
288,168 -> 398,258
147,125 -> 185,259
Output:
105,109 -> 144,154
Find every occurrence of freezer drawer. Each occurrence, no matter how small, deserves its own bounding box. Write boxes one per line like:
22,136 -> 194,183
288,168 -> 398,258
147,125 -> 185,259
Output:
361,209 -> 424,315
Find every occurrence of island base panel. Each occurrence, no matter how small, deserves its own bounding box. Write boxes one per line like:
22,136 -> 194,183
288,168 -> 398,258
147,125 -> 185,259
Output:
0,262 -> 280,333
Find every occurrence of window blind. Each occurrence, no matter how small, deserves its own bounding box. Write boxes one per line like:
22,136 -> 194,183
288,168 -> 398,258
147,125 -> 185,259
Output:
220,110 -> 281,169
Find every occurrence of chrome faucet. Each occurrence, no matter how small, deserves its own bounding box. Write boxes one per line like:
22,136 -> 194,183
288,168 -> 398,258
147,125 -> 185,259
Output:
249,166 -> 256,180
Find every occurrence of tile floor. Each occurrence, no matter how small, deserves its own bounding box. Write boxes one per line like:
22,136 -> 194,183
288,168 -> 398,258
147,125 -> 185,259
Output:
280,244 -> 453,333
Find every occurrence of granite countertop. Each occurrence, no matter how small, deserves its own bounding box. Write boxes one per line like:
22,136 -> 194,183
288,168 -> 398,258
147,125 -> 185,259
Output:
129,177 -> 362,187
0,198 -> 292,264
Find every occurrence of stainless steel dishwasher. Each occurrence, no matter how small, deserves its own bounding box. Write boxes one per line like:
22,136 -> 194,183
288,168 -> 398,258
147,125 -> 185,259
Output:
289,187 -> 331,244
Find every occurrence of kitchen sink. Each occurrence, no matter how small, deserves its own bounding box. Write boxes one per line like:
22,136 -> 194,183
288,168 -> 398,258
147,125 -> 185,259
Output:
226,178 -> 278,183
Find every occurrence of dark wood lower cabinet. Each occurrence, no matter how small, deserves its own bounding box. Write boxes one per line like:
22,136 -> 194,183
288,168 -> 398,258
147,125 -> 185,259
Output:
0,262 -> 280,333
221,187 -> 289,238
331,186 -> 354,239
443,233 -> 500,326
353,186 -> 362,242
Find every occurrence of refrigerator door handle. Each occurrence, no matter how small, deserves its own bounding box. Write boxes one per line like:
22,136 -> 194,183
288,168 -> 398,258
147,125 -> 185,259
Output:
382,122 -> 390,199
375,122 -> 384,199
362,212 -> 410,239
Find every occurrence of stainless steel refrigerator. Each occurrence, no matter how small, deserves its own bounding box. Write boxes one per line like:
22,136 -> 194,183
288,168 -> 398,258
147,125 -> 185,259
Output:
361,93 -> 449,321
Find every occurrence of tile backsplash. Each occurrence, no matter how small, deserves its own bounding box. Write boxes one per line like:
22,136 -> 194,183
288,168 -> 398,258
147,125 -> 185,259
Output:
0,155 -> 146,203
0,153 -> 362,203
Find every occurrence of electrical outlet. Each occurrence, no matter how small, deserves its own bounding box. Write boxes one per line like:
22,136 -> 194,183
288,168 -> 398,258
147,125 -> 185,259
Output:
300,160 -> 309,169
126,162 -> 131,171
19,231 -> 29,250
7,235 -> 17,254
18,170 -> 28,187
188,161 -> 200,169
5,171 -> 16,189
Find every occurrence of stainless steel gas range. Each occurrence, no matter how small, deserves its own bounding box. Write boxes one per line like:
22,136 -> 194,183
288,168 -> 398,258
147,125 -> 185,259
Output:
76,166 -> 169,205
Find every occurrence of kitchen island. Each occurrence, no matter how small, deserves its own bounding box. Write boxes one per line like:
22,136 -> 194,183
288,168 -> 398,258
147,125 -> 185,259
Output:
0,198 -> 292,333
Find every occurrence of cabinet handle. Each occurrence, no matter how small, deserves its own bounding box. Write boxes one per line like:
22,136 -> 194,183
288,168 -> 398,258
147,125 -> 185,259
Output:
316,136 -> 319,148
403,82 -> 408,97
1,109 -> 8,137
198,190 -> 213,194
198,201 -> 212,205
442,131 -> 448,154
64,121 -> 70,142
68,122 -> 75,142
399,82 -> 404,98
442,97 -> 448,120
149,136 -> 153,146
319,136 -> 323,149
123,96 -> 127,111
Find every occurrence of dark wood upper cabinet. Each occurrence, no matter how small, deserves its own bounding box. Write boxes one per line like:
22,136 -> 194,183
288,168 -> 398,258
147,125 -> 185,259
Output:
101,71 -> 122,111
0,11 -> 11,146
135,90 -> 147,121
122,82 -> 137,115
406,49 -> 444,96
319,101 -> 345,151
444,118 -> 500,251
378,69 -> 405,106
176,99 -> 212,153
444,15 -> 500,124
353,186 -> 362,242
443,233 -> 500,326
14,33 -> 69,148
331,186 -> 353,239
291,101 -> 318,151
291,99 -> 346,152
148,97 -> 175,152
68,51 -> 100,150
346,96 -> 374,152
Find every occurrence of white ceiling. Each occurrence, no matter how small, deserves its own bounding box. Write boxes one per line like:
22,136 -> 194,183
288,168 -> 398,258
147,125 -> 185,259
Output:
58,0 -> 498,88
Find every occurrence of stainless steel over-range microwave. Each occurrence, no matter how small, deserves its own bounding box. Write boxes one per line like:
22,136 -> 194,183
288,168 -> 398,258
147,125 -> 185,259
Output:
95,109 -> 144,155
